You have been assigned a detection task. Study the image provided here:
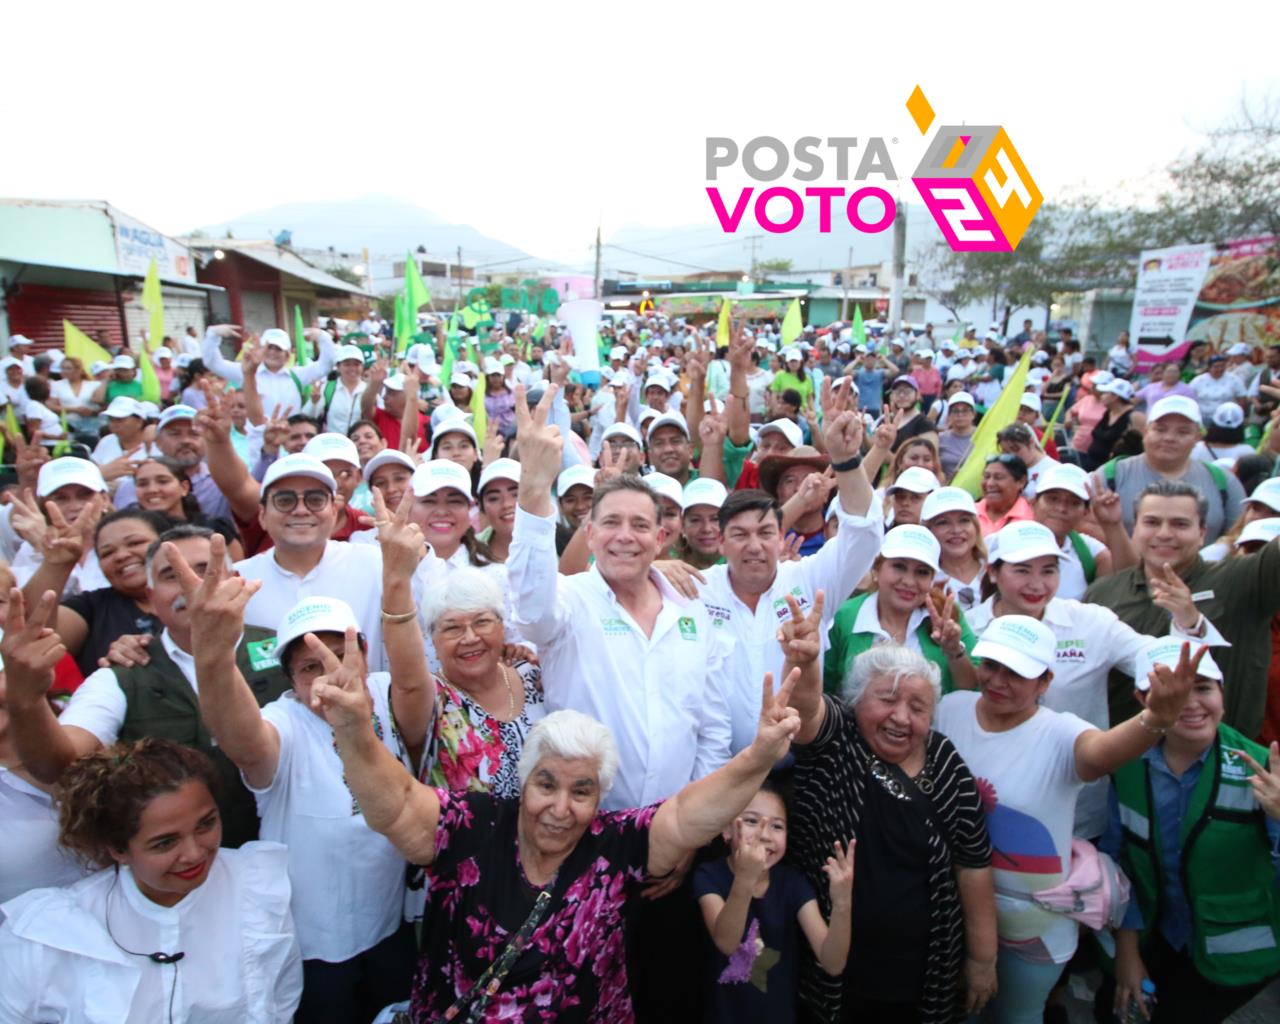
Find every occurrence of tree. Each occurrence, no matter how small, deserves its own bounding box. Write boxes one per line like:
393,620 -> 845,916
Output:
756,258 -> 793,274
326,265 -> 364,287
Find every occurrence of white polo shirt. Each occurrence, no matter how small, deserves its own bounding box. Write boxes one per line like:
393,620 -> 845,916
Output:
237,541 -> 409,672
507,507 -> 733,811
201,328 -> 336,418
249,678 -> 409,962
693,497 -> 883,752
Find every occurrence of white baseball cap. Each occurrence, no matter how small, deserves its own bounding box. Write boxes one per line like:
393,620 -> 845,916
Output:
91,360 -> 110,375
478,457 -> 521,494
483,357 -> 503,375
1035,463 -> 1091,502
411,458 -> 474,499
757,418 -> 803,449
602,422 -> 644,446
110,354 -> 136,370
1134,636 -> 1222,689
1245,477 -> 1280,512
7,334 -> 32,348
681,477 -> 728,511
1228,342 -> 1251,357
609,345 -> 628,361
275,596 -> 361,656
647,412 -> 690,441
36,457 -> 107,498
173,355 -> 191,370
138,401 -> 160,420
921,486 -> 978,522
262,453 -> 337,494
642,374 -> 672,394
382,373 -> 406,392
947,391 -> 976,410
989,521 -> 1063,564
887,466 -> 941,496
782,347 -> 802,363
157,404 -> 198,432
1148,395 -> 1203,426
1238,517 -> 1280,549
362,449 -> 416,484
335,344 -> 364,364
879,524 -> 942,572
1095,378 -> 1135,401
973,615 -> 1057,678
645,472 -> 683,509
1019,392 -> 1043,413
261,328 -> 292,351
155,346 -> 173,360
303,432 -> 361,468
446,371 -> 472,391
556,464 -> 596,495
1211,403 -> 1245,429
104,396 -> 145,418
433,416 -> 478,449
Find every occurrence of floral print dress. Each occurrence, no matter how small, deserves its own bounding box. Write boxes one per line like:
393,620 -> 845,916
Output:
421,662 -> 545,799
411,789 -> 658,1023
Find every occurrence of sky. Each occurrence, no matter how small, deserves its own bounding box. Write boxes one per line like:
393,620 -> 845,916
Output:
3,0 -> 1277,267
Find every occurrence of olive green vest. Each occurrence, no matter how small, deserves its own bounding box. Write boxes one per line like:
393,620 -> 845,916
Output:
115,627 -> 291,849
1113,724 -> 1280,987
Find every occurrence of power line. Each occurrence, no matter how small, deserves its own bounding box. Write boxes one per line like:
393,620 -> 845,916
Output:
602,244 -> 739,273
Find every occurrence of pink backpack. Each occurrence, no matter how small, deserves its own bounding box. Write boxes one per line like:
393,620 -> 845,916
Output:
1027,838 -> 1132,931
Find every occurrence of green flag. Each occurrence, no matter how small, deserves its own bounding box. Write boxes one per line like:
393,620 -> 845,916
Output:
294,305 -> 310,367
950,347 -> 1034,498
851,306 -> 867,349
439,334 -> 457,384
399,252 -> 432,357
780,299 -> 803,347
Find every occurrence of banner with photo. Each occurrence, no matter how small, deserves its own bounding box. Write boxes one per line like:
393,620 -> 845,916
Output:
1132,236 -> 1280,369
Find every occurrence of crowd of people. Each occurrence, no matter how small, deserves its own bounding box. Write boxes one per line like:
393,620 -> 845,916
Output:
0,309 -> 1279,1024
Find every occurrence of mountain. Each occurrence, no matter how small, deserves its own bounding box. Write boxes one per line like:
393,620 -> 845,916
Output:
193,194 -> 537,267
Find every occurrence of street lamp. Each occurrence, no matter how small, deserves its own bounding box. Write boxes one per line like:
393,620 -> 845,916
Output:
213,249 -> 225,260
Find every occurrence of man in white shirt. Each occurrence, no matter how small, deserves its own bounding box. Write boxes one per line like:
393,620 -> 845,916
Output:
507,385 -> 733,813
304,344 -> 366,434
2,526 -> 289,847
111,404 -> 232,520
233,453 -> 423,671
0,356 -> 29,415
6,335 -> 37,375
201,324 -> 336,417
676,408 -> 880,751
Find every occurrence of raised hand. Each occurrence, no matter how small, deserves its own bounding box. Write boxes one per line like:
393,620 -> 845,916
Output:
778,532 -> 805,562
308,626 -> 374,732
824,409 -> 866,464
729,817 -> 769,887
0,588 -> 65,709
169,533 -> 262,658
1144,642 -> 1206,729
374,488 -> 426,574
752,668 -> 803,764
925,590 -> 965,657
207,324 -> 243,342
1148,562 -> 1200,630
699,409 -> 727,449
8,489 -> 50,551
513,383 -> 563,508
100,446 -> 142,483
240,335 -> 264,375
1238,741 -> 1280,821
195,383 -> 233,443
1088,479 -> 1124,528
777,591 -> 825,667
871,414 -> 896,452
793,469 -> 837,515
822,838 -> 855,909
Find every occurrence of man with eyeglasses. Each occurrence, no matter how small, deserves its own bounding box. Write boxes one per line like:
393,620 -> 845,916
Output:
233,453 -> 437,671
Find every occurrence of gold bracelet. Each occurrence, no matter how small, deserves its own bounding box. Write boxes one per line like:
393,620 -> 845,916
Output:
380,607 -> 418,624
1137,711 -> 1169,736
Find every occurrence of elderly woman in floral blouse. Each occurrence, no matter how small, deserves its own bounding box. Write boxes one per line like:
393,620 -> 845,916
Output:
418,566 -> 543,796
311,631 -> 805,1023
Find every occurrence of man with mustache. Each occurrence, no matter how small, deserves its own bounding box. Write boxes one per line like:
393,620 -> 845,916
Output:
3,525 -> 289,846
111,404 -> 232,520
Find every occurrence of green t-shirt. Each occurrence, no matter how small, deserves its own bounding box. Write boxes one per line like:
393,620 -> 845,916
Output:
769,370 -> 813,403
105,379 -> 143,401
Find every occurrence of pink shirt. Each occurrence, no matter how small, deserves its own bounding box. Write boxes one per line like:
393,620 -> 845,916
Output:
1068,394 -> 1106,453
975,495 -> 1035,537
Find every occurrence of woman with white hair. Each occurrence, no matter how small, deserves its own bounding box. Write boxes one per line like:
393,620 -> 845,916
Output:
309,634 -> 804,1021
782,595 -> 997,1023
419,565 -> 543,797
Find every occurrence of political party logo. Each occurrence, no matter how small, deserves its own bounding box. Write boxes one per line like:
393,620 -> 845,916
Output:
906,85 -> 1042,253
678,616 -> 699,640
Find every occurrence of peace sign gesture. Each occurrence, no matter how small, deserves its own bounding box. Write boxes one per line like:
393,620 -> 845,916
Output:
307,626 -> 374,733
925,589 -> 966,658
1238,742 -> 1280,821
168,533 -> 262,659
1148,562 -> 1201,631
373,487 -> 426,578
0,588 -> 66,711
777,590 -> 826,667
513,382 -> 562,486
1144,641 -> 1207,729
751,667 -> 803,765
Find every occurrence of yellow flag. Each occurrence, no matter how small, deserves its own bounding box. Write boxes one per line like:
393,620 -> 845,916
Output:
780,298 -> 803,347
1,400 -> 20,462
141,258 -> 165,352
716,298 -> 731,348
949,348 -> 1034,498
64,320 -> 113,367
137,346 -> 162,404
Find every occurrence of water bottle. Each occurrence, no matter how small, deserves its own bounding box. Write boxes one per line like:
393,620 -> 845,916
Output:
1122,978 -> 1156,1022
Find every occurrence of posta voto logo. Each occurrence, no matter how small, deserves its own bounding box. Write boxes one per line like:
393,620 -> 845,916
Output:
703,85 -> 1042,252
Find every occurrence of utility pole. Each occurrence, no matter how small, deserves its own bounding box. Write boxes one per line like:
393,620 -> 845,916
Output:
887,199 -> 906,336
744,234 -> 762,281
593,224 -> 603,299
840,245 -> 852,321
456,245 -> 463,306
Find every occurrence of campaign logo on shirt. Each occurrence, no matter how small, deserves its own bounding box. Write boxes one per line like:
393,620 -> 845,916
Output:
1221,748 -> 1250,780
600,617 -> 631,637
678,616 -> 699,640
705,604 -> 732,629
771,586 -> 810,623
1055,638 -> 1086,663
246,637 -> 281,671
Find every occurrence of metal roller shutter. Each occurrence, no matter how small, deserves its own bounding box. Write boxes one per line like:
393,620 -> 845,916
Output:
5,284 -> 123,351
122,287 -> 209,348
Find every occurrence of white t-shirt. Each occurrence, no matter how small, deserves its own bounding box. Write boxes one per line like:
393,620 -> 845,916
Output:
23,400 -> 64,440
50,378 -> 98,415
0,770 -> 87,905
1191,440 -> 1255,466
250,677 -> 410,962
9,545 -> 108,597
935,691 -> 1091,963
1023,456 -> 1061,500
90,434 -> 155,467
1054,530 -> 1106,602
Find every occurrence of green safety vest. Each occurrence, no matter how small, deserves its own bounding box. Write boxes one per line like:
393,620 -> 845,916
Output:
1113,724 -> 1280,987
115,627 -> 291,848
821,592 -> 976,696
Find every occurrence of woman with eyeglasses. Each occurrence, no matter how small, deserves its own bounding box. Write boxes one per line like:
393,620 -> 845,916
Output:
975,454 -> 1034,537
922,487 -> 989,613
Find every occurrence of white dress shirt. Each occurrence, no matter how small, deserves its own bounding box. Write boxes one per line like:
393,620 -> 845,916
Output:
507,506 -> 733,810
0,843 -> 302,1023
967,596 -> 1223,837
201,328 -> 336,418
693,497 -> 883,752
306,380 -> 367,435
0,769 -> 88,905
250,680 -> 409,962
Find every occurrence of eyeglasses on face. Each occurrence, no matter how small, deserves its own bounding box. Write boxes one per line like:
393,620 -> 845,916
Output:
434,614 -> 502,641
267,489 -> 333,513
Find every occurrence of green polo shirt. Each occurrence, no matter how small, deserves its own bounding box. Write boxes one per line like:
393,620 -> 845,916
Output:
1083,542 -> 1280,738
